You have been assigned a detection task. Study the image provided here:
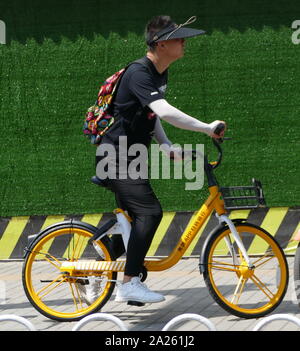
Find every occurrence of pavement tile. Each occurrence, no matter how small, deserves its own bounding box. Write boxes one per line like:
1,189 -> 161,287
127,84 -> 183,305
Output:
0,258 -> 299,331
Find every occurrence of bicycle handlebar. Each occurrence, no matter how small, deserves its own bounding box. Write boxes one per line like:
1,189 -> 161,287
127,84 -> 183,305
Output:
188,122 -> 226,168
211,138 -> 223,169
189,137 -> 226,170
171,121 -> 227,170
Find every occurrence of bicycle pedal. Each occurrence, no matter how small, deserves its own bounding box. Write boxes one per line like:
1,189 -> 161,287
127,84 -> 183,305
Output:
127,300 -> 145,307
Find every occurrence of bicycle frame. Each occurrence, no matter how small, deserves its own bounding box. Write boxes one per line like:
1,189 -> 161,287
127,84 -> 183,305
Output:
59,184 -> 253,275
144,185 -> 226,271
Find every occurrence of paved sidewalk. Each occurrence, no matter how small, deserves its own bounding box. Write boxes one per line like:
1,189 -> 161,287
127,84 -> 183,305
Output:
0,258 -> 299,331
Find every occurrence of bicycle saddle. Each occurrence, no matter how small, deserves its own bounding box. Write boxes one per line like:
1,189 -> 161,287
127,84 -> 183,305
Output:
91,176 -> 107,188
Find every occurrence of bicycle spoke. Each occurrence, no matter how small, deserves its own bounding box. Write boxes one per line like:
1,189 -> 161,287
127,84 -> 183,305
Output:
250,274 -> 275,301
37,275 -> 68,300
31,250 -> 62,269
74,283 -> 84,310
210,260 -> 239,273
75,235 -> 87,260
252,253 -> 276,269
231,275 -> 247,304
238,248 -> 244,262
68,280 -> 83,311
43,255 -> 62,270
70,235 -> 85,261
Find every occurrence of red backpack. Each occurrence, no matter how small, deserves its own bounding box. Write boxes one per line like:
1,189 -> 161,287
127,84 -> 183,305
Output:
83,58 -> 148,145
83,68 -> 125,145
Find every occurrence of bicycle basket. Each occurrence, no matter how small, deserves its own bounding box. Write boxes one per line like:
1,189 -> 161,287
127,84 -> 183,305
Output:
220,178 -> 266,210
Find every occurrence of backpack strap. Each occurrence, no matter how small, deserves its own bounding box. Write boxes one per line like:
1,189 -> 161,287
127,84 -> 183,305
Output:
131,56 -> 168,83
125,56 -> 154,75
108,57 -> 150,106
110,57 -> 152,110
131,56 -> 151,69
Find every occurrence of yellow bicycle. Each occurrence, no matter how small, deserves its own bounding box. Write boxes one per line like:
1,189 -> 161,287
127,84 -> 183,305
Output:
22,139 -> 288,321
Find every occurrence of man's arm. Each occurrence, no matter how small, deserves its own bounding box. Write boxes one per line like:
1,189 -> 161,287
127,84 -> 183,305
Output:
148,99 -> 225,138
153,117 -> 172,146
152,112 -> 184,161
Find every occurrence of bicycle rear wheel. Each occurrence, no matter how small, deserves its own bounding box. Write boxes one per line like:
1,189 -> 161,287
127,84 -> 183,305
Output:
203,222 -> 288,319
22,223 -> 117,322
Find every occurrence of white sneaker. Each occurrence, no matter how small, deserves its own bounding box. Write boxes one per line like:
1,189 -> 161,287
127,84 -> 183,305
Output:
115,276 -> 165,303
76,277 -> 101,305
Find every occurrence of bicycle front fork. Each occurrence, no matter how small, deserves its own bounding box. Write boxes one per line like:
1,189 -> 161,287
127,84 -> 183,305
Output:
216,214 -> 254,268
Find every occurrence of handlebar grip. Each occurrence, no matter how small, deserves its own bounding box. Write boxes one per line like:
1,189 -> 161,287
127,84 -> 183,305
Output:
213,122 -> 226,136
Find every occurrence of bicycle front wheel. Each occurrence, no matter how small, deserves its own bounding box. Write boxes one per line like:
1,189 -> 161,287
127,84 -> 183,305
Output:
293,242 -> 300,305
22,223 -> 117,322
203,222 -> 288,319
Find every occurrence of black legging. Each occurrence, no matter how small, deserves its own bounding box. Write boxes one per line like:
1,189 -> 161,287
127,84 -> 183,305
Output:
104,178 -> 163,276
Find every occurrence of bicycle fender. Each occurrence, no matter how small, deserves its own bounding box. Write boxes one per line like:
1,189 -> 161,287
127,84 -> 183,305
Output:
88,218 -> 117,242
199,218 -> 247,274
23,220 -> 105,259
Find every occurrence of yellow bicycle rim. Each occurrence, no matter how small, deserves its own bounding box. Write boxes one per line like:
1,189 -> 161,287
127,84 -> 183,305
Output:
24,228 -> 114,320
207,225 -> 288,316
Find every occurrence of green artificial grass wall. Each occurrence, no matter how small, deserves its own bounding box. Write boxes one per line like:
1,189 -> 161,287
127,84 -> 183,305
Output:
0,0 -> 299,216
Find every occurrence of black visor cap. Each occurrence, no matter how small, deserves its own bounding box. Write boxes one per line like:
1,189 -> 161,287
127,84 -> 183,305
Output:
147,17 -> 205,45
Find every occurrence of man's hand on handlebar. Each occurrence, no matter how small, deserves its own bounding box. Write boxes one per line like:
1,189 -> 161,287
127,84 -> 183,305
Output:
209,120 -> 226,139
161,120 -> 227,162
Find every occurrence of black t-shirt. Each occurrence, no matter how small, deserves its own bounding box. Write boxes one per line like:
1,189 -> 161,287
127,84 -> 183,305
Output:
102,56 -> 168,149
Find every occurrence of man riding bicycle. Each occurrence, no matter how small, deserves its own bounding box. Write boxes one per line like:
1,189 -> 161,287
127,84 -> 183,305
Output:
83,15 -> 226,305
